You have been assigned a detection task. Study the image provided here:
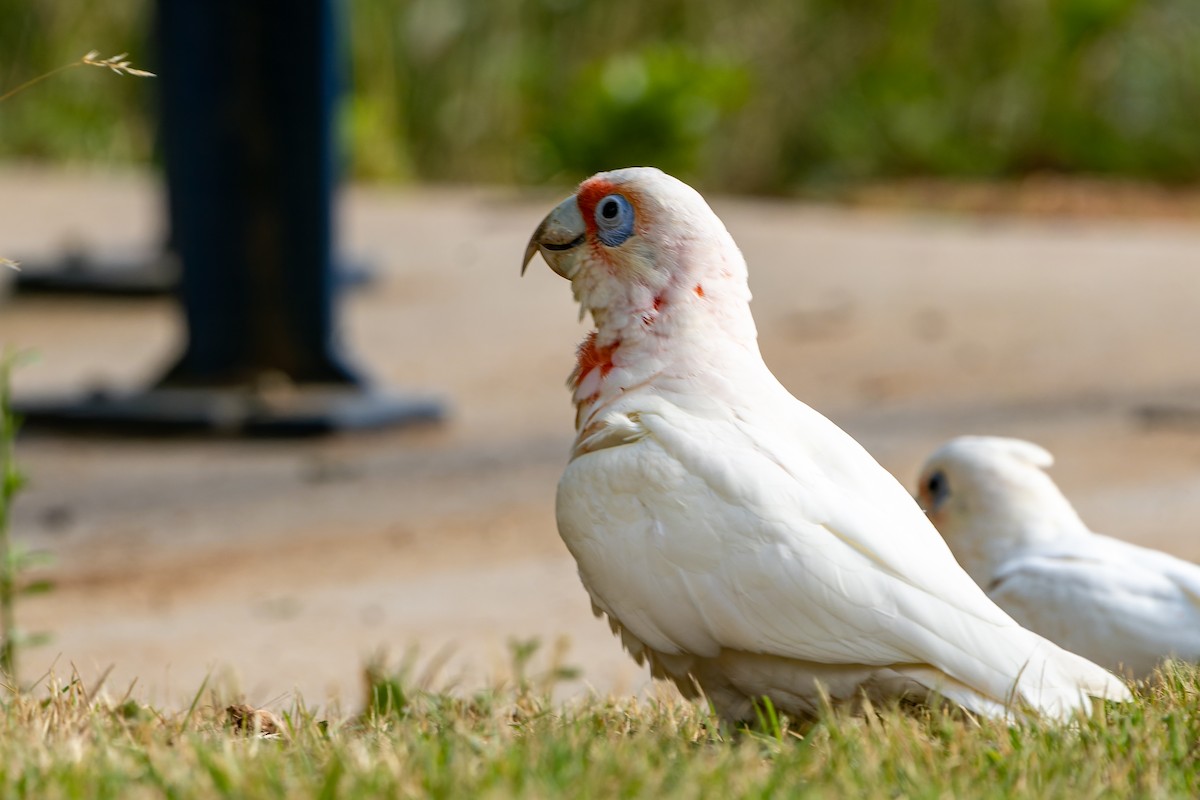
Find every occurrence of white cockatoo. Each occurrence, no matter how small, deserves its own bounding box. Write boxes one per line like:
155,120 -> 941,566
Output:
522,167 -> 1129,721
917,435 -> 1200,679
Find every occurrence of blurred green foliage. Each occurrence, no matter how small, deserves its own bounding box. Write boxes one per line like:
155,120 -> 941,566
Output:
0,0 -> 153,164
2,0 -> 1200,193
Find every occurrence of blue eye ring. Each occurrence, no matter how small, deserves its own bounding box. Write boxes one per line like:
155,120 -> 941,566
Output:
594,194 -> 635,247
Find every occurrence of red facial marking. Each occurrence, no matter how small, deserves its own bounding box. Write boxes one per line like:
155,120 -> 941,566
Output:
653,295 -> 664,311
570,331 -> 619,390
694,284 -> 705,297
575,178 -> 619,236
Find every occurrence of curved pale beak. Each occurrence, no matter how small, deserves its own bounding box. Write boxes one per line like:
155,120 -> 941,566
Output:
521,195 -> 586,280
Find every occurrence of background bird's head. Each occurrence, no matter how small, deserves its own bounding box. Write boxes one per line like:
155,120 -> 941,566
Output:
522,167 -> 755,344
915,436 -> 1089,581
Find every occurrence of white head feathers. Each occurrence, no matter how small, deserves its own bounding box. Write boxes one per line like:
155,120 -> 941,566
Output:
916,436 -> 1089,584
935,436 -> 1056,470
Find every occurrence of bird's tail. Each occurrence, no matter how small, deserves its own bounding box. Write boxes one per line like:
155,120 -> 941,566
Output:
1005,638 -> 1132,720
904,629 -> 1131,722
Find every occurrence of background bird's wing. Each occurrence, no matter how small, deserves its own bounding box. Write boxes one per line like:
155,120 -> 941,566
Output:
991,542 -> 1200,671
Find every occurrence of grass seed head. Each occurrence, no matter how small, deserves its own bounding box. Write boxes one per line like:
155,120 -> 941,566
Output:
80,51 -> 156,78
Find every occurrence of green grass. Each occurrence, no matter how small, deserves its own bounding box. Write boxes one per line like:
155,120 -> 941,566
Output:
3,1 -> 1200,193
1,661 -> 1198,798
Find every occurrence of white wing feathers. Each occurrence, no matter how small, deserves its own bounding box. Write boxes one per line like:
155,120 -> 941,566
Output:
990,536 -> 1200,676
557,392 -> 1130,718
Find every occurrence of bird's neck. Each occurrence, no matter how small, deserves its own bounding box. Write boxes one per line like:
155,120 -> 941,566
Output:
568,283 -> 763,434
969,493 -> 1092,582
1004,482 -> 1091,543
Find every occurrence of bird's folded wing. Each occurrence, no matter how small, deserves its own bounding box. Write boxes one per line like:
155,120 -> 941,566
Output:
559,397 -> 1086,702
1094,535 -> 1200,606
990,549 -> 1200,661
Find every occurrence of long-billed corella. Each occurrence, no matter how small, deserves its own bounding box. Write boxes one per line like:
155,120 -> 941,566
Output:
522,167 -> 1130,721
918,435 -> 1200,680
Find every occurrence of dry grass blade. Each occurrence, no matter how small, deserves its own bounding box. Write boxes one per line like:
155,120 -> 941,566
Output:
225,704 -> 285,739
0,49 -> 155,105
0,258 -> 18,272
80,50 -> 156,78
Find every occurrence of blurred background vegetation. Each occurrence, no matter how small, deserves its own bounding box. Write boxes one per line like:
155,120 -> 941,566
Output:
1,0 -> 1198,195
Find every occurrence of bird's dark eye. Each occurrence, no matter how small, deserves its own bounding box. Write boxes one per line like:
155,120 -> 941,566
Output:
594,194 -> 634,247
926,470 -> 949,508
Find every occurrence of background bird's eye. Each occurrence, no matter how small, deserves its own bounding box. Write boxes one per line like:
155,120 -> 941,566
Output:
594,194 -> 634,247
926,470 -> 949,507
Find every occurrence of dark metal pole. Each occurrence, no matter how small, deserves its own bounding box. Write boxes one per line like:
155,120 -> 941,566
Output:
16,0 -> 445,435
158,0 -> 355,386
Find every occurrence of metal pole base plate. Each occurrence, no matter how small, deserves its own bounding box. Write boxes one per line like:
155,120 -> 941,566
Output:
12,248 -> 374,298
15,385 -> 445,437
1136,404 -> 1200,432
14,247 -> 179,297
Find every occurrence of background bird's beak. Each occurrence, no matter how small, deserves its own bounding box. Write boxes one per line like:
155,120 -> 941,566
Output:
522,195 -> 586,279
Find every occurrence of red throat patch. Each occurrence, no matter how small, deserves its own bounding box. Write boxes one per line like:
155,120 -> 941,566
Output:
570,331 -> 619,391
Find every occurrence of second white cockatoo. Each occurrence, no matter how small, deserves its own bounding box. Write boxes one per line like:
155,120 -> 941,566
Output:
522,167 -> 1129,721
917,435 -> 1200,679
